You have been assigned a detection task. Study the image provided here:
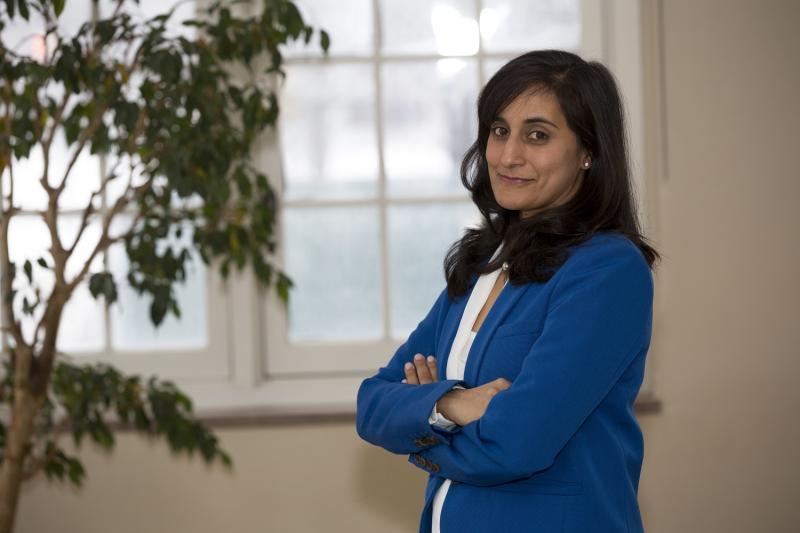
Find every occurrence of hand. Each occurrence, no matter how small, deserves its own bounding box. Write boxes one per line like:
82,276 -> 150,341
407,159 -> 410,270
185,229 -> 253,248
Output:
436,378 -> 511,426
401,353 -> 438,384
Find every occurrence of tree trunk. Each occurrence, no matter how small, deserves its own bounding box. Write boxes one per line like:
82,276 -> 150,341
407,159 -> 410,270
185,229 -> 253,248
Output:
0,389 -> 42,533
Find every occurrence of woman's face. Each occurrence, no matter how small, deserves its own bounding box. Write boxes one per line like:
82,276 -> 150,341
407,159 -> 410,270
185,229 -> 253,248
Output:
485,88 -> 589,218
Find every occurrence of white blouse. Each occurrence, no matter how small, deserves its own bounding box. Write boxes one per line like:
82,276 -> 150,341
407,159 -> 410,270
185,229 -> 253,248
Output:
431,244 -> 506,533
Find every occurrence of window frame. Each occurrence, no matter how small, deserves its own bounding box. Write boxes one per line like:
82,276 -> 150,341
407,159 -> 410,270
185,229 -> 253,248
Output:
205,0 -> 652,415
2,0 -> 653,416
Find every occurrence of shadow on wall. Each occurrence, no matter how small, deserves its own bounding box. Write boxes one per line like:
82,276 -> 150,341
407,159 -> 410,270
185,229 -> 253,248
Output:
353,441 -> 427,530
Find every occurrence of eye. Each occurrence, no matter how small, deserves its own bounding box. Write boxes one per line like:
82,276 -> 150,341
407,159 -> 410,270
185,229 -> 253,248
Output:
490,125 -> 508,137
528,130 -> 549,142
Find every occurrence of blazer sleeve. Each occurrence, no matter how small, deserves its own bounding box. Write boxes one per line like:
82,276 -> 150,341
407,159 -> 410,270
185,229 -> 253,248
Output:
356,287 -> 466,455
409,241 -> 654,485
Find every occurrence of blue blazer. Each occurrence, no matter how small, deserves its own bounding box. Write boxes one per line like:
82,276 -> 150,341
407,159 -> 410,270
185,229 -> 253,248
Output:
356,233 -> 654,533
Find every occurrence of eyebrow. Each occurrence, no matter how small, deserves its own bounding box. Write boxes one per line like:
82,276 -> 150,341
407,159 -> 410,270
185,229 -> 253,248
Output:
493,116 -> 560,129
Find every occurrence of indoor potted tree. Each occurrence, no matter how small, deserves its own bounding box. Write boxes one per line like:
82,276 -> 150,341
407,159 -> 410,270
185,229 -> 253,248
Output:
0,0 -> 328,531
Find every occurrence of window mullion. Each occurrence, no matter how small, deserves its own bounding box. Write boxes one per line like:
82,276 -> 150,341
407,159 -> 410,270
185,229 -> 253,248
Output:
373,0 -> 391,342
476,0 -> 485,86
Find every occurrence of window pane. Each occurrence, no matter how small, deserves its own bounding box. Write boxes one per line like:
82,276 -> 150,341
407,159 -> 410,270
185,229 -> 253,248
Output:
3,151 -> 48,212
58,216 -> 106,352
55,130 -> 104,211
388,202 -> 480,338
6,215 -> 105,350
284,206 -> 382,342
2,127 -> 102,213
60,214 -> 104,283
382,59 -> 478,197
104,152 -> 148,206
482,56 -> 515,83
380,0 -> 478,56
57,283 -> 106,352
98,0 -> 196,39
279,63 -> 379,200
7,215 -> 54,344
108,222 -> 208,351
480,0 -> 581,53
285,0 -> 373,57
0,1 -> 88,59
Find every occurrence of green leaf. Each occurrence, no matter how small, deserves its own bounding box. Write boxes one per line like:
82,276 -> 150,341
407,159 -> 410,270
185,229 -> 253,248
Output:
4,0 -> 14,19
22,296 -> 36,316
88,272 -> 118,304
276,272 -> 293,303
149,294 -> 168,326
53,0 -> 65,17
320,29 -> 330,53
23,259 -> 32,283
66,457 -> 86,486
17,0 -> 28,20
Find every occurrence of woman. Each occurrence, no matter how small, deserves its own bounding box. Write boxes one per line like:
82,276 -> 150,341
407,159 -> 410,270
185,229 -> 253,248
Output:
356,50 -> 659,533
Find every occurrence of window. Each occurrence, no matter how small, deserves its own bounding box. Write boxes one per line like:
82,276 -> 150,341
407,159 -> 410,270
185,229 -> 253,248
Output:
2,0 -> 650,414
254,0 -> 651,409
0,1 -> 228,382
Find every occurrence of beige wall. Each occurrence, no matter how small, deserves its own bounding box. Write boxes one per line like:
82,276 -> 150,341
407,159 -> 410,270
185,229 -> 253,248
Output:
15,1 -> 800,531
636,0 -> 800,531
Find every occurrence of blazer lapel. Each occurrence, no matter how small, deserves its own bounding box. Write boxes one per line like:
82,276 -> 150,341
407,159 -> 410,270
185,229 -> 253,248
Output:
463,281 -> 532,385
437,272 -> 477,379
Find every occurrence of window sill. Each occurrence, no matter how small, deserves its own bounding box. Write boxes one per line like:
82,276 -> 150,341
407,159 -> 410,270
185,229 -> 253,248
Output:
174,378 -> 662,428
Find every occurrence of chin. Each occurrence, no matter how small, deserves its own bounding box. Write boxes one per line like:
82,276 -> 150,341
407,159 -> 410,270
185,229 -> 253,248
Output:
494,195 -> 533,213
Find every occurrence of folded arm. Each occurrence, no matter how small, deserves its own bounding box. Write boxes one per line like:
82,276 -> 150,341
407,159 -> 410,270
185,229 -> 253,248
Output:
356,288 -> 466,454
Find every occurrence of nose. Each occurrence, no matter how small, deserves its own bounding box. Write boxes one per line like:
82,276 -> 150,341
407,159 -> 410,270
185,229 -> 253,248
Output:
499,136 -> 525,168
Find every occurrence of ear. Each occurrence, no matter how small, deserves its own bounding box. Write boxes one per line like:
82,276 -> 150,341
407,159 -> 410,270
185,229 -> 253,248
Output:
579,149 -> 592,170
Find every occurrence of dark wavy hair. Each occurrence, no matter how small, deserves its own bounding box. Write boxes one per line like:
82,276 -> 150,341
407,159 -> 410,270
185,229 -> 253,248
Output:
444,49 -> 660,299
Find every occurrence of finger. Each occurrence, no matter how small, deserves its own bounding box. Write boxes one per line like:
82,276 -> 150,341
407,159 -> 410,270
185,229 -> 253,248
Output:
492,377 -> 512,391
413,354 -> 433,384
404,362 -> 419,385
426,356 -> 438,381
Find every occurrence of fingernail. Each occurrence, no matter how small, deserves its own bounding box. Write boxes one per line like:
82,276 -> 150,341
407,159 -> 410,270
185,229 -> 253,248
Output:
414,354 -> 423,361
427,356 -> 435,362
404,362 -> 413,370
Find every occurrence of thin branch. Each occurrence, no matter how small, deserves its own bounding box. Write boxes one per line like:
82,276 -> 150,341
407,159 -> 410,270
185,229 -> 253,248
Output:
65,107 -> 148,257
41,93 -> 71,158
32,173 -> 150,392
4,160 -> 13,213
0,215 -> 24,352
65,196 -> 135,295
52,20 -> 148,204
40,123 -> 52,196
2,79 -> 14,211
21,445 -> 57,481
64,178 -> 110,258
21,417 -> 71,481
52,100 -> 110,196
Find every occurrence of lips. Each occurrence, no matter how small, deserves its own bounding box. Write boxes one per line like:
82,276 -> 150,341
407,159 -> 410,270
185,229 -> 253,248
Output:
499,173 -> 533,184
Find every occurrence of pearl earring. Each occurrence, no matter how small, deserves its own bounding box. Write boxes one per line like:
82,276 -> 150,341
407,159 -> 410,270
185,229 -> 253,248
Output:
583,161 -> 591,169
